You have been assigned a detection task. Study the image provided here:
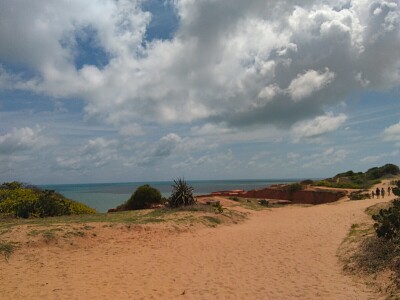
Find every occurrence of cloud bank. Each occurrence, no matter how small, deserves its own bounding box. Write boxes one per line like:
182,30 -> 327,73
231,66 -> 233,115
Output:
0,0 -> 399,182
0,0 -> 398,131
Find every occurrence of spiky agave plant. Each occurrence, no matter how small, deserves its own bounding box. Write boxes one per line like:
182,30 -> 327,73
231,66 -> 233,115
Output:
169,178 -> 196,208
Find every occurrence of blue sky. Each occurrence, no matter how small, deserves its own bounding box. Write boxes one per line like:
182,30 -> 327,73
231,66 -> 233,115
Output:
0,0 -> 399,184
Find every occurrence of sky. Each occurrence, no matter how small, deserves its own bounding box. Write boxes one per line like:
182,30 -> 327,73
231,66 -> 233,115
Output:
0,0 -> 399,184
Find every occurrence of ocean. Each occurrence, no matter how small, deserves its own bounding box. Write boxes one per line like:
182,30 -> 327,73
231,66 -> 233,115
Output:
41,179 -> 299,213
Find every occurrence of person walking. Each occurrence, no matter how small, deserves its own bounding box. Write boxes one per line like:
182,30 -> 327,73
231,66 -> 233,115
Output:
381,187 -> 385,198
376,187 -> 380,199
371,190 -> 375,199
388,186 -> 391,196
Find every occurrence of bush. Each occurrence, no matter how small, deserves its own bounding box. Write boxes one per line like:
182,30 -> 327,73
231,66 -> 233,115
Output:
229,196 -> 240,201
316,164 -> 399,189
284,183 -> 303,192
349,191 -> 371,201
169,178 -> 196,208
124,185 -> 162,210
0,182 -> 95,218
300,179 -> 314,185
366,164 -> 400,180
392,181 -> 400,197
372,199 -> 400,240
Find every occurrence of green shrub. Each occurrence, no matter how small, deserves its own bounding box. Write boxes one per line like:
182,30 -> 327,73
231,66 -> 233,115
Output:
0,240 -> 18,261
316,164 -> 399,189
284,183 -> 303,192
214,202 -> 224,213
67,201 -> 96,214
0,182 -> 96,218
349,191 -> 371,201
366,164 -> 400,180
392,181 -> 400,197
124,184 -> 162,210
300,179 -> 314,185
169,178 -> 196,208
372,199 -> 400,240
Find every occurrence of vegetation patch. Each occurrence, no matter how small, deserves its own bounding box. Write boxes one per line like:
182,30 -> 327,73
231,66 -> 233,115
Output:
42,230 -> 56,242
282,183 -> 303,192
0,240 -> 19,261
349,190 -> 371,201
315,164 -> 399,189
169,178 -> 196,208
28,227 -> 63,237
64,230 -> 85,238
0,229 -> 11,236
0,181 -> 96,218
226,197 -> 271,211
202,216 -> 222,226
117,184 -> 163,211
340,196 -> 400,299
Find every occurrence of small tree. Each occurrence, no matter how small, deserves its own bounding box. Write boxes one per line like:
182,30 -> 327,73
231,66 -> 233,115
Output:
125,185 -> 162,210
169,178 -> 196,208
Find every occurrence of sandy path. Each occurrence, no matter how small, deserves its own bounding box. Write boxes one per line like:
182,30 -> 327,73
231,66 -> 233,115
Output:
1,185 -> 396,299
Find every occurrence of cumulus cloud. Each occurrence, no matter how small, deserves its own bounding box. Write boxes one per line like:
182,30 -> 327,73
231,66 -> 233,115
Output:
383,121 -> 400,146
56,137 -> 118,170
119,124 -> 145,137
191,123 -> 234,136
291,113 -> 348,142
255,84 -> 282,106
172,150 -> 234,170
360,151 -> 399,163
287,69 -> 335,102
248,151 -> 270,167
124,133 -> 184,167
0,126 -> 51,155
0,0 -> 399,132
302,147 -> 350,168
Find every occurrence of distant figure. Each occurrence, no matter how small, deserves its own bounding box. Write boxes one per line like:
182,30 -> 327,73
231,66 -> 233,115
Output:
381,187 -> 385,198
371,191 -> 375,199
376,187 -> 380,198
388,186 -> 391,196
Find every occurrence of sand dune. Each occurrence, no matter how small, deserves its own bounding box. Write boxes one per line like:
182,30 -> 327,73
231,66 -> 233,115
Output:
1,183 -> 396,299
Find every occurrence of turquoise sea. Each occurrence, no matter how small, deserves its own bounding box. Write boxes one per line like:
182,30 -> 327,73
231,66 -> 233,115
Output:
42,179 -> 299,213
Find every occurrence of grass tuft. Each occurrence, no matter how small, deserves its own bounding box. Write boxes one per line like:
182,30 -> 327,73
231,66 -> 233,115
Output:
0,240 -> 18,261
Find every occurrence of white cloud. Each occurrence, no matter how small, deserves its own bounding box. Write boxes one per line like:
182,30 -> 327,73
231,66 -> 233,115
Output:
191,123 -> 233,136
360,155 -> 383,164
355,72 -> 370,87
302,147 -> 350,168
0,0 -> 400,183
255,84 -> 282,106
56,137 -> 118,170
0,0 -> 398,132
383,121 -> 400,146
287,69 -> 335,102
172,150 -> 234,170
0,126 -> 51,155
291,113 -> 348,142
124,133 -> 184,167
119,124 -> 145,137
248,151 -> 270,167
360,150 -> 399,163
